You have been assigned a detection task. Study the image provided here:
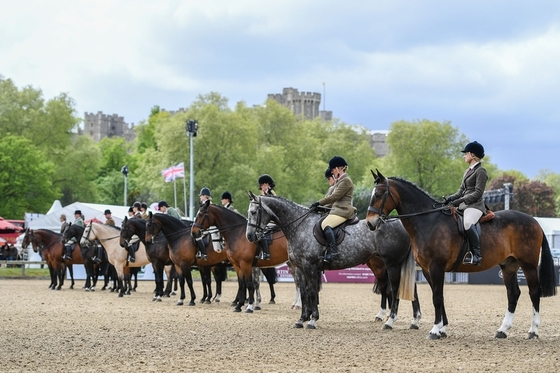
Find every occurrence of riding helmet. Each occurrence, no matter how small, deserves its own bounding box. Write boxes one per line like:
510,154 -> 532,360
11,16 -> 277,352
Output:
104,209 -> 111,215
324,168 -> 333,180
141,202 -> 148,209
199,187 -> 212,197
158,200 -> 169,208
74,210 -> 82,215
133,201 -> 142,209
258,174 -> 275,189
328,156 -> 348,170
461,141 -> 485,159
221,191 -> 233,201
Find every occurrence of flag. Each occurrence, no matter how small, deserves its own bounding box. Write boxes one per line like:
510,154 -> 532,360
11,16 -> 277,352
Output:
161,162 -> 185,182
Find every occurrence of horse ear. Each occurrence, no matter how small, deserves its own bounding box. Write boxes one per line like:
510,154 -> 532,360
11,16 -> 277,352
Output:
374,169 -> 385,183
148,211 -> 152,218
246,191 -> 255,201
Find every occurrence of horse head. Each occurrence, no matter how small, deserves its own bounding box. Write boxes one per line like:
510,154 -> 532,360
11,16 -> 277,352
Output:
145,211 -> 161,243
246,191 -> 275,243
366,169 -> 394,230
191,199 -> 211,239
21,228 -> 37,252
80,222 -> 95,247
120,216 -> 144,247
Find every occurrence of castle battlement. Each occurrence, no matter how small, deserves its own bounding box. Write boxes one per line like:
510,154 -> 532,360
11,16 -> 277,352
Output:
268,87 -> 329,120
82,111 -> 136,142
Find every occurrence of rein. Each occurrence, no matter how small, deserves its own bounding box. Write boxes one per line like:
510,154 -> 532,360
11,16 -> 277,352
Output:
248,197 -> 314,240
193,205 -> 248,235
369,178 -> 452,225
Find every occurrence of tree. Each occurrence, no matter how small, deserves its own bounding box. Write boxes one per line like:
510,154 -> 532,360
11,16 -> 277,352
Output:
536,170 -> 560,217
0,135 -> 59,218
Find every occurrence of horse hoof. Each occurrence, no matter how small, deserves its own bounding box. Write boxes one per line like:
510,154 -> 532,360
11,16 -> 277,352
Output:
306,324 -> 316,330
527,332 -> 539,340
245,309 -> 253,313
118,293 -> 124,298
254,306 -> 261,311
205,300 -> 211,305
84,288 -> 90,292
293,322 -> 304,328
176,301 -> 184,306
427,333 -> 440,340
269,300 -> 276,304
495,331 -> 507,339
374,317 -> 383,322
171,291 -> 176,296
382,324 -> 393,330
409,324 -> 420,330
233,308 -> 242,313
156,297 -> 162,302
188,301 -> 196,306
214,299 -> 220,303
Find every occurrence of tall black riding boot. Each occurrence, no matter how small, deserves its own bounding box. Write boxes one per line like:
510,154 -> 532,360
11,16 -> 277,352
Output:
94,245 -> 103,263
323,226 -> 338,264
128,245 -> 136,263
63,244 -> 72,261
258,238 -> 271,260
196,238 -> 208,260
464,226 -> 482,265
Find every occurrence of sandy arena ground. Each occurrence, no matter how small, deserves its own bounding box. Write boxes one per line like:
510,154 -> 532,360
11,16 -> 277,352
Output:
1,277 -> 560,372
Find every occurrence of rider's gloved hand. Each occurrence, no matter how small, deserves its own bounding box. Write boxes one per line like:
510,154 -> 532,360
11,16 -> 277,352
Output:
451,198 -> 463,207
443,196 -> 453,205
309,202 -> 320,209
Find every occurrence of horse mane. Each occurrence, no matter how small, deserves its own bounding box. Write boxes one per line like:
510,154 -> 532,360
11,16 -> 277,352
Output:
260,195 -> 308,210
154,213 -> 191,229
93,222 -> 121,232
389,176 -> 440,204
212,204 -> 247,220
36,229 -> 62,237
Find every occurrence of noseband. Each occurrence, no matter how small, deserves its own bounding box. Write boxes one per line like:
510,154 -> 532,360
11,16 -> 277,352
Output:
367,178 -> 395,228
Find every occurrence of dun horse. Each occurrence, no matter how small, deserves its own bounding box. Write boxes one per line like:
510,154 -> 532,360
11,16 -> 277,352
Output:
145,212 -> 227,306
245,192 -> 419,329
80,222 -> 172,298
366,170 -> 557,339
191,200 -> 293,312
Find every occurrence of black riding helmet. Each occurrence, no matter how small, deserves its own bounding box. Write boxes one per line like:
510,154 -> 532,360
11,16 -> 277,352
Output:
324,168 -> 333,180
328,156 -> 348,170
461,141 -> 485,159
199,187 -> 211,197
221,191 -> 232,201
258,174 -> 275,189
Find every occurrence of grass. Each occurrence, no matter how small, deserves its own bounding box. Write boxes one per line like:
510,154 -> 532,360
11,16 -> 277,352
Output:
0,267 -> 50,278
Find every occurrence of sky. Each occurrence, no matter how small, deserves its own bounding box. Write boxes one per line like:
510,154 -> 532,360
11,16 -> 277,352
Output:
1,0 -> 559,179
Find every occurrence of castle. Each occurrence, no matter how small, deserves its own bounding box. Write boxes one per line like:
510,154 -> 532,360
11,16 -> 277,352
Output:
267,87 -> 332,121
81,112 -> 136,142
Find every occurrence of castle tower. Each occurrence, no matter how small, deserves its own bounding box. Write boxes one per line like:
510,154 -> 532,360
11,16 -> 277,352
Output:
83,112 -> 136,142
267,87 -> 332,121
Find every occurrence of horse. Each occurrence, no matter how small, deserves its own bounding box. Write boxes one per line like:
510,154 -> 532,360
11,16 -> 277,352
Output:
21,228 -> 73,290
120,217 -> 176,301
80,222 -> 172,298
365,170 -> 557,339
145,212 -> 228,306
245,192 -> 419,329
191,201 -> 296,312
63,224 -> 100,291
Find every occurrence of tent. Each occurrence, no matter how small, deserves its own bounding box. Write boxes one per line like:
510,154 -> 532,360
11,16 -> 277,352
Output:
27,202 -> 132,233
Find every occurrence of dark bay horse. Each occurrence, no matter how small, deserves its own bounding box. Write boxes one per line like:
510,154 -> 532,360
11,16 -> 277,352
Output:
21,228 -> 83,290
145,212 -> 228,306
120,217 -> 176,301
246,192 -> 418,329
366,170 -> 557,339
63,224 -> 99,291
191,201 -> 293,312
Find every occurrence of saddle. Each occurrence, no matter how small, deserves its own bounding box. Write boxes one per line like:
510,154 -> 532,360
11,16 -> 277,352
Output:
128,241 -> 140,253
450,207 -> 495,271
313,215 -> 360,246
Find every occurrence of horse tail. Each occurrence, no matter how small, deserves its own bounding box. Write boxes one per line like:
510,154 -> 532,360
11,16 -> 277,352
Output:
261,267 -> 278,284
372,282 -> 381,295
213,263 -> 228,282
538,232 -> 557,297
398,245 -> 416,301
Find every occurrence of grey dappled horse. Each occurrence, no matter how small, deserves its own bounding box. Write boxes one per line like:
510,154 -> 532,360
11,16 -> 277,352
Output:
246,192 -> 419,329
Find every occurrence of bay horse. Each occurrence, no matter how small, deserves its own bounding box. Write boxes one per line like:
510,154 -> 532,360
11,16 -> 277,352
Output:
21,228 -> 83,290
366,170 -> 557,339
245,192 -> 419,329
191,200 -> 293,312
145,212 -> 228,306
80,222 -> 172,298
120,217 -> 176,301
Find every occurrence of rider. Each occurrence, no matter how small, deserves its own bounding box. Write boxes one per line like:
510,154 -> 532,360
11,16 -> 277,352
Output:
257,174 -> 277,260
444,141 -> 488,266
63,210 -> 85,260
221,191 -> 239,213
310,156 -> 356,264
196,187 -> 213,260
141,202 -> 149,219
93,209 -> 114,263
60,214 -> 70,236
158,200 -> 182,220
126,202 -> 143,263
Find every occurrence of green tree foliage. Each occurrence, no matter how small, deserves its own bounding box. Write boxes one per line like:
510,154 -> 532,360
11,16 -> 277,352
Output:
536,170 -> 560,216
0,135 -> 59,218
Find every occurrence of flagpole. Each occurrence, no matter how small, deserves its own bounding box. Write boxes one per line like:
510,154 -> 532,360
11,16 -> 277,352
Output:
173,178 -> 177,208
183,164 -> 187,216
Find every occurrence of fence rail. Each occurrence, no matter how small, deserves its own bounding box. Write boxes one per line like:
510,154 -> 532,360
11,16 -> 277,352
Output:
0,260 -> 47,277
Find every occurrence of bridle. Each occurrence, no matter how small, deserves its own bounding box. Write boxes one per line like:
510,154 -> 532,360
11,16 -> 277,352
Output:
83,222 -> 120,245
192,204 -> 245,236
146,215 -> 189,244
368,177 -> 451,229
246,196 -> 310,241
24,230 -> 61,253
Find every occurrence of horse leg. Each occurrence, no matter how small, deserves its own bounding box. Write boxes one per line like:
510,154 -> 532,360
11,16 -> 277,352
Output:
495,263 -> 522,338
233,273 -> 245,311
48,265 -> 56,289
66,264 -> 74,290
152,262 -> 164,302
175,273 -> 186,306
426,266 -> 447,339
409,283 -> 422,330
291,285 -> 302,310
522,265 -> 542,339
182,265 -> 197,306
56,264 -> 66,290
293,267 -> 311,328
253,267 -> 261,311
245,269 -> 256,313
305,267 -> 321,329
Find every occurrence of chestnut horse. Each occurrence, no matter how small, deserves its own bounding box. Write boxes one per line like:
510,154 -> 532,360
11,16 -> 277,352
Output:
145,212 -> 228,306
21,228 -> 83,290
191,200 -> 295,312
366,170 -> 556,339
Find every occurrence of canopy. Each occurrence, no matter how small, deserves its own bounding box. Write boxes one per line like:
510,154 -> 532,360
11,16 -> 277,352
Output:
0,217 -> 23,232
27,202 -> 133,233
